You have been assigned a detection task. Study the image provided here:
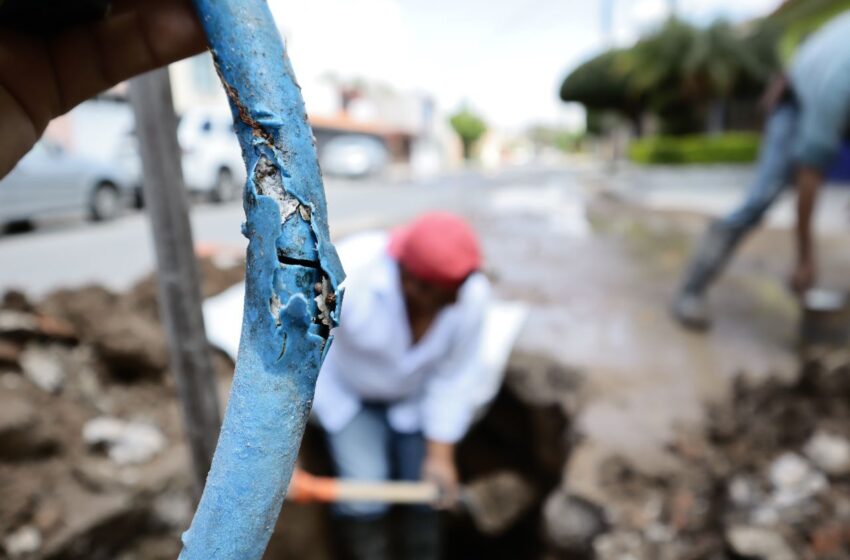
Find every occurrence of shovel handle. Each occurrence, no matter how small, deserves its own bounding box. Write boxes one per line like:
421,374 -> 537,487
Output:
289,469 -> 439,504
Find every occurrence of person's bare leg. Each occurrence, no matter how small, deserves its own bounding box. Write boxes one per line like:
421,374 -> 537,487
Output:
790,165 -> 822,294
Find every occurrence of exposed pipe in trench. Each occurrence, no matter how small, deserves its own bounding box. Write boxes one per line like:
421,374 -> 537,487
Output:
180,2 -> 345,558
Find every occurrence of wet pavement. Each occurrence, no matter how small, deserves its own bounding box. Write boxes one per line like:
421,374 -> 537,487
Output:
0,167 -> 568,296
473,164 -> 850,507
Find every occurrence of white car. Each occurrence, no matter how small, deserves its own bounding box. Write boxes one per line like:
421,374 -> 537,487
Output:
179,108 -> 246,202
0,141 -> 131,228
320,134 -> 389,179
120,108 -> 246,205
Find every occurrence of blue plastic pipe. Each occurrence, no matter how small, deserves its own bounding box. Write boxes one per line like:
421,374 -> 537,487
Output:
180,2 -> 345,558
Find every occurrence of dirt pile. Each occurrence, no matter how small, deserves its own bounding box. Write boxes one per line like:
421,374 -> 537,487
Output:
0,257 -> 242,560
568,359 -> 850,560
0,255 -> 581,559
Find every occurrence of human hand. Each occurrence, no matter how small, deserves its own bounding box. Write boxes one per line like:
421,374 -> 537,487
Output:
0,0 -> 206,179
422,440 -> 459,510
790,257 -> 816,295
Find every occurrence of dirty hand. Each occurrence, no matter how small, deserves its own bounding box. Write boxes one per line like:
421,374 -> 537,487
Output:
0,0 -> 206,179
790,257 -> 816,295
422,440 -> 460,510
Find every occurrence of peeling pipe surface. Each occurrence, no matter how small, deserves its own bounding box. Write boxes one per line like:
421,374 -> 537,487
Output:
180,2 -> 344,558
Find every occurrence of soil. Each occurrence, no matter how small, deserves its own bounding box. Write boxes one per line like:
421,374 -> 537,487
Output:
3,185 -> 850,559
0,253 -> 574,560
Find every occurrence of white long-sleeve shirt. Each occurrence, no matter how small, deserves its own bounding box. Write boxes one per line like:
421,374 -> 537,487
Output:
312,231 -> 490,444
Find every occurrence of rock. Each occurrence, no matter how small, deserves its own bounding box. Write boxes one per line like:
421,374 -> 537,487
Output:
38,286 -> 166,379
543,491 -> 607,553
728,475 -> 762,508
94,314 -> 168,379
0,391 -> 58,461
726,525 -> 795,560
20,345 -> 65,394
3,525 -> 42,558
0,311 -> 39,337
2,290 -> 33,313
110,423 -> 166,465
34,315 -> 77,341
0,395 -> 35,436
0,310 -> 75,341
768,452 -> 827,507
83,416 -> 126,446
593,530 -> 650,560
83,417 -> 166,465
811,522 -> 850,556
152,492 -> 193,529
804,431 -> 850,477
0,340 -> 21,368
39,484 -> 147,560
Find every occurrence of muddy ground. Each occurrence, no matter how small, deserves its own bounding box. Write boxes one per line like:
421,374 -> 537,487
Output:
3,184 -> 850,559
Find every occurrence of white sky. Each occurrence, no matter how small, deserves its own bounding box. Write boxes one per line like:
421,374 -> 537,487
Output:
268,0 -> 781,131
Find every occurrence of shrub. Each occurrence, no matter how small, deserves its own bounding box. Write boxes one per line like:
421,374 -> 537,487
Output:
628,133 -> 760,165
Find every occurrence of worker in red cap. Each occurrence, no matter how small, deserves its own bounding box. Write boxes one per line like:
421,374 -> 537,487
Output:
311,212 -> 490,560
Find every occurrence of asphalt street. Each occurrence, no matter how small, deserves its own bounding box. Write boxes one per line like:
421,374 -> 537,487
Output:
0,166 -> 574,296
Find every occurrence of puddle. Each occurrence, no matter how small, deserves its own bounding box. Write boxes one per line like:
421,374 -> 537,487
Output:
488,186 -> 590,239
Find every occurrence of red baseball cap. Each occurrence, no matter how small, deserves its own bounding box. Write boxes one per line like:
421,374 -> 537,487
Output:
388,212 -> 481,285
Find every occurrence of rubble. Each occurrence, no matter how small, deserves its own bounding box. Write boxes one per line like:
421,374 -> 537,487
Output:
726,525 -> 795,560
3,525 -> 42,558
20,345 -> 66,394
0,256 -> 242,560
83,417 -> 166,466
543,492 -> 606,556
804,431 -> 850,477
2,202 -> 849,559
768,452 -> 827,509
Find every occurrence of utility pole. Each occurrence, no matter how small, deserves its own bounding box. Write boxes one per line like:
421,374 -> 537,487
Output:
600,0 -> 614,47
128,68 -> 222,499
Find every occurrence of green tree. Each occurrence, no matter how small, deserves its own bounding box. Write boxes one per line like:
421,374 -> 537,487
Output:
560,18 -> 776,135
559,49 -> 646,135
623,19 -> 770,133
450,108 -> 487,160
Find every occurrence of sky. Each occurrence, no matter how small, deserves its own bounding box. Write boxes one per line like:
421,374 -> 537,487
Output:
268,0 -> 782,131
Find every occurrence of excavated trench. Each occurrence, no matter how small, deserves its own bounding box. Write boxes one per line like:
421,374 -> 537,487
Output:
265,351 -> 573,560
0,259 -> 575,560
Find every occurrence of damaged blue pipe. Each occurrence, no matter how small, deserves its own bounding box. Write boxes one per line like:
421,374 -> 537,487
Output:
180,2 -> 345,558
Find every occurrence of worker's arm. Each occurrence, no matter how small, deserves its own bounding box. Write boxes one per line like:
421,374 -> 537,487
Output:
422,440 -> 458,509
0,0 -> 205,179
791,165 -> 823,294
420,274 -> 490,507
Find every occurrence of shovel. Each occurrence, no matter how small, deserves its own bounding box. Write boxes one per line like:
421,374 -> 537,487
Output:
287,468 -> 538,536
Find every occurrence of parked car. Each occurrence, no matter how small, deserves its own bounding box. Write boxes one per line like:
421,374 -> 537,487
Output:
0,141 -> 132,229
319,134 -> 389,179
179,108 -> 246,202
118,107 -> 246,205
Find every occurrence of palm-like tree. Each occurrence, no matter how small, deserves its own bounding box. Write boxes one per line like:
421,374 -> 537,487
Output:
623,19 -> 772,133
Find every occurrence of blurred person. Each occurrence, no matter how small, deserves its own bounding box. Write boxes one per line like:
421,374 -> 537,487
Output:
0,0 -> 206,180
672,11 -> 850,330
312,212 -> 489,560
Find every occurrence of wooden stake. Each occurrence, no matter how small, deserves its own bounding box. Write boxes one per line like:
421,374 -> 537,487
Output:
128,68 -> 222,498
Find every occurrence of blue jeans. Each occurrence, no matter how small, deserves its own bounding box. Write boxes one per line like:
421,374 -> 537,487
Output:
325,403 -> 426,518
721,103 -> 799,233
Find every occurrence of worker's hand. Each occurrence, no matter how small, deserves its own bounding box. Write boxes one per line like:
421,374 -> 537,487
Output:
423,440 -> 460,510
0,0 -> 207,179
790,257 -> 816,295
